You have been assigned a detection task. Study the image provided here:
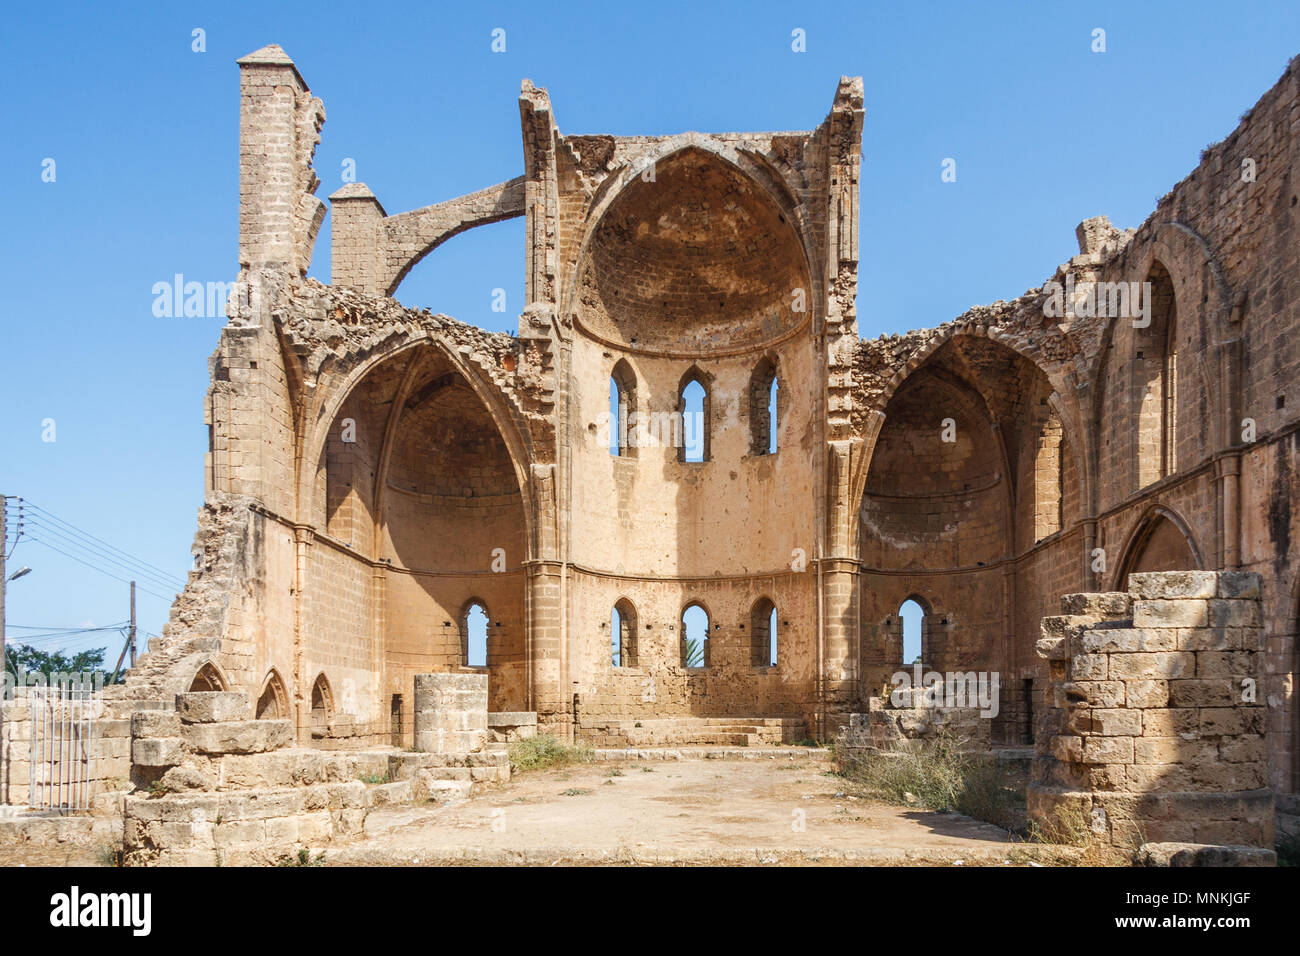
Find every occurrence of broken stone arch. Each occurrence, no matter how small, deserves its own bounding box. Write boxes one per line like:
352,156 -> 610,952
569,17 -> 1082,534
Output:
1111,504 -> 1204,591
853,328 -> 1084,514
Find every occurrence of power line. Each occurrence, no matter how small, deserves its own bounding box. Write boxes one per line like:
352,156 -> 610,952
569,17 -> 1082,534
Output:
24,503 -> 184,588
23,514 -> 185,593
7,623 -> 129,642
8,623 -> 129,632
25,517 -> 183,594
24,538 -> 176,602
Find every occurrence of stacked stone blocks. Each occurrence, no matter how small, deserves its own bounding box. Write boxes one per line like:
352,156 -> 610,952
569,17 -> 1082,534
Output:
1028,571 -> 1273,851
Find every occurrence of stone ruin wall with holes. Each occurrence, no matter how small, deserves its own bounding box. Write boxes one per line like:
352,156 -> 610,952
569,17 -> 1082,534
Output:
106,45 -> 1300,833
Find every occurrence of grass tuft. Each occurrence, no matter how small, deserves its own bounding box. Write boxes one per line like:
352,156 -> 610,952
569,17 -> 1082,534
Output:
507,734 -> 595,773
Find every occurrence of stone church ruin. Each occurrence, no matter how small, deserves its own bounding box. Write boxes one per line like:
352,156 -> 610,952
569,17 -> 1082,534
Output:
4,44 -> 1298,864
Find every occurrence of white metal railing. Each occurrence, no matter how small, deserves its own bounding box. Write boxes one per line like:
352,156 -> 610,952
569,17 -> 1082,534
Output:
28,684 -> 97,811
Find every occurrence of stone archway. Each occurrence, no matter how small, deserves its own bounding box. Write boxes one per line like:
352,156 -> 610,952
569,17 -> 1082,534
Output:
312,343 -> 530,715
1114,507 -> 1202,589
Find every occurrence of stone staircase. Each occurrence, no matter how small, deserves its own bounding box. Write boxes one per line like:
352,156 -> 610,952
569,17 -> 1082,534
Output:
581,717 -> 807,748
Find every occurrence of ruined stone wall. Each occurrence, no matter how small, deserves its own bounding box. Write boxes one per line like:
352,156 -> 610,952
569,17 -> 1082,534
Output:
130,44 -> 1300,806
568,570 -> 816,734
1030,572 -> 1272,848
848,57 -> 1300,790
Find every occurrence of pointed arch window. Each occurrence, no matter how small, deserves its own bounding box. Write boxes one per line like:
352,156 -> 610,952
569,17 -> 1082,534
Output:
609,360 -> 638,457
256,669 -> 288,719
678,369 -> 711,463
749,357 -> 780,455
1135,261 -> 1178,488
1033,408 -> 1064,540
461,600 -> 489,668
681,603 -> 710,667
898,598 -> 928,668
311,673 -> 334,737
612,599 -> 638,667
750,598 -> 778,666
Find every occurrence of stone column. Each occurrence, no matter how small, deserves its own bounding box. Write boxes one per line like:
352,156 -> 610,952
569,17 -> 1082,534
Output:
413,674 -> 488,754
236,44 -> 325,275
328,184 -> 386,293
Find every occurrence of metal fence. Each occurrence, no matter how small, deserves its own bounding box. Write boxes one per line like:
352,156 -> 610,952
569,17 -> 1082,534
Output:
28,684 -> 97,811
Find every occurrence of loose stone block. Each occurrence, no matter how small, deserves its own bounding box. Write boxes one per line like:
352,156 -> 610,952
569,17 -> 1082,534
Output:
176,692 -> 250,724
184,719 -> 292,754
1132,600 -> 1209,628
132,737 -> 184,768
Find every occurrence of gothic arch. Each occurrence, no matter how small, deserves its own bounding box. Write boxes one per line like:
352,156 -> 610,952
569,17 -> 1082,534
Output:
853,328 -> 1085,518
565,143 -> 818,358
299,337 -> 535,556
677,365 -> 714,463
1112,505 -> 1204,591
609,358 -> 638,458
188,659 -> 229,693
567,137 -> 817,326
310,672 -> 334,736
256,668 -> 290,719
1090,222 -> 1235,499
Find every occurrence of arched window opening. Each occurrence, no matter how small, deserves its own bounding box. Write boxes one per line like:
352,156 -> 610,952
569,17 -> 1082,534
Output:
681,603 -> 710,668
678,370 -> 710,463
311,673 -> 333,737
900,599 -> 926,667
1034,410 -> 1064,541
461,601 -> 489,668
256,670 -> 288,720
769,378 -> 779,454
609,360 -> 637,457
189,661 -> 227,693
749,357 -> 780,455
1136,261 -> 1178,488
750,598 -> 778,666
612,599 -> 638,668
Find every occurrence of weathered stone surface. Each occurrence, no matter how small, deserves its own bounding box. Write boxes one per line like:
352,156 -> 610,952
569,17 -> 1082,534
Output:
132,737 -> 184,768
175,692 -> 250,724
1030,573 -> 1273,851
131,711 -> 181,738
1137,843 -> 1276,867
183,719 -> 291,754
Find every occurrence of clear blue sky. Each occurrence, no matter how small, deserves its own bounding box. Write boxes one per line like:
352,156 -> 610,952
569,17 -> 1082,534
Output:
2,1 -> 1297,659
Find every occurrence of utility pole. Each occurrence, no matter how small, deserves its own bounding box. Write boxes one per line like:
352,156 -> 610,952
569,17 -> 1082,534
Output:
1,494 -> 7,806
129,581 -> 136,668
1,494 -> 7,689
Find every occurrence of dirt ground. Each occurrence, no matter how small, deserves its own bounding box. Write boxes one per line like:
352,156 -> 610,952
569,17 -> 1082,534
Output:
326,752 -> 1041,866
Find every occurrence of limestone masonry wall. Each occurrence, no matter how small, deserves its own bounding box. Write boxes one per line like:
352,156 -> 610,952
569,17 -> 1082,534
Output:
1029,571 -> 1273,848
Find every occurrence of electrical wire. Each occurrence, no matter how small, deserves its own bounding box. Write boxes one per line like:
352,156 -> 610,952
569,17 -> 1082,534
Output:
23,538 -> 176,602
24,503 -> 183,588
24,517 -> 183,594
